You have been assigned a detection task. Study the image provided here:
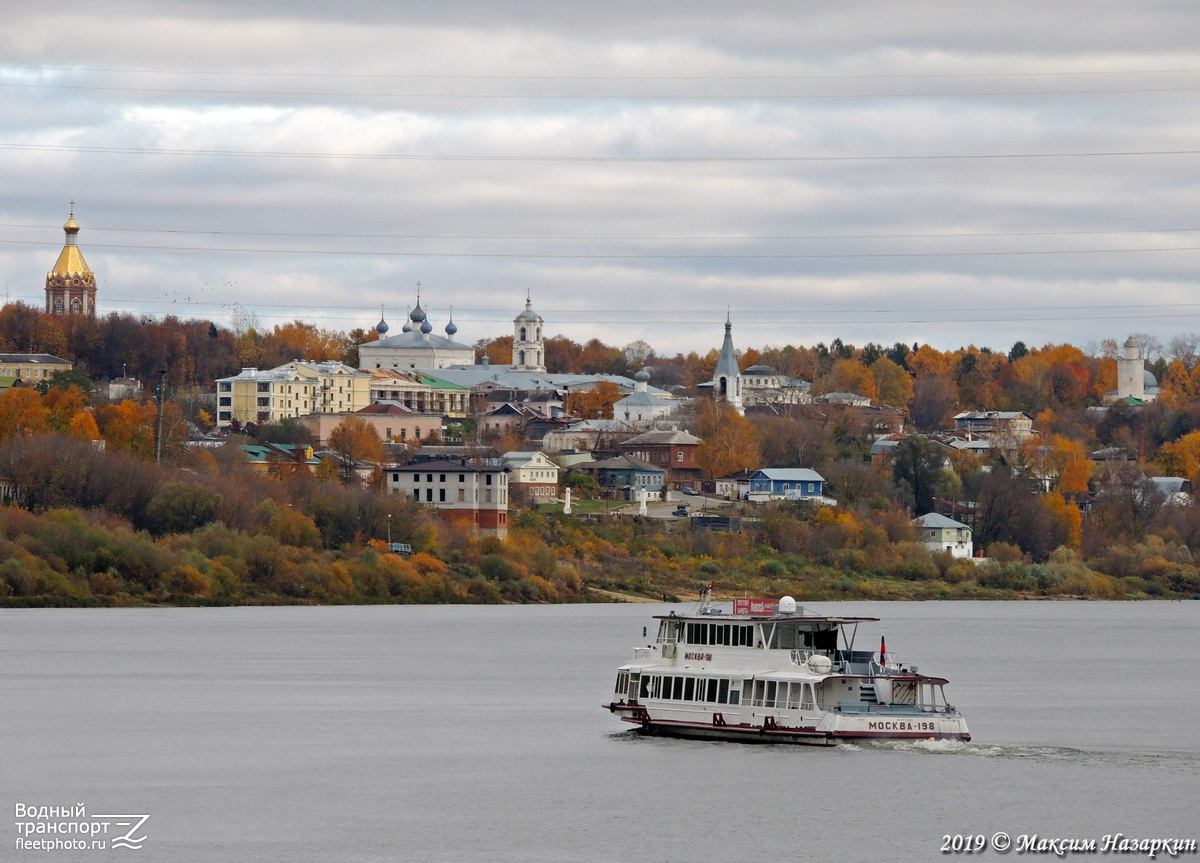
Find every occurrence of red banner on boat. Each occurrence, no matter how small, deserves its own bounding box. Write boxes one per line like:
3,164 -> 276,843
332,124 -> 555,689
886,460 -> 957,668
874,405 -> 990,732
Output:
733,598 -> 778,615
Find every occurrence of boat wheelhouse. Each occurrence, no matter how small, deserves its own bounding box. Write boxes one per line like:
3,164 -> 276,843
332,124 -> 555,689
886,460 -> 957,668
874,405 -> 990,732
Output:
604,594 -> 969,745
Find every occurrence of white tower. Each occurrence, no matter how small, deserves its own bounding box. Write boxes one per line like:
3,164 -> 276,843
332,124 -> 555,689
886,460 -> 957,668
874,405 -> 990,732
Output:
512,290 -> 546,372
1117,335 -> 1146,401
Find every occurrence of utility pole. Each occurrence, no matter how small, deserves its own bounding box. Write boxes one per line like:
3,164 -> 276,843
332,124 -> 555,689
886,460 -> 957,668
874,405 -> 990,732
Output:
155,367 -> 167,463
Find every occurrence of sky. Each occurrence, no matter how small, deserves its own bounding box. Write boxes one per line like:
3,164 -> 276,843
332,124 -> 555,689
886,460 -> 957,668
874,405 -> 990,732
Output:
4,1 -> 1200,360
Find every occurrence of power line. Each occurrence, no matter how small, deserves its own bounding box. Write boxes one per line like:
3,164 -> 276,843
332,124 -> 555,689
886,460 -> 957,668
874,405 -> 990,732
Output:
3,237 -> 1200,260
9,81 -> 1200,99
3,142 -> 1200,163
6,222 -> 1200,242
8,63 -> 1200,80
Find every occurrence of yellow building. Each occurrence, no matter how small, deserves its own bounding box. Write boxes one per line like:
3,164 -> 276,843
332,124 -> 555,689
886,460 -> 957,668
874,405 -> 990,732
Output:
215,360 -> 369,430
0,353 -> 73,386
45,207 -> 96,317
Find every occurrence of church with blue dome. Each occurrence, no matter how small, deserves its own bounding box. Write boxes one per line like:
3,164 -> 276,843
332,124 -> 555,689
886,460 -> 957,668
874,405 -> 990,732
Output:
359,286 -> 476,370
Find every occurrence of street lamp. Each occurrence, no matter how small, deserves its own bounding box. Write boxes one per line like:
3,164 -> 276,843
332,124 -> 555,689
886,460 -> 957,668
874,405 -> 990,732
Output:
387,513 -> 392,548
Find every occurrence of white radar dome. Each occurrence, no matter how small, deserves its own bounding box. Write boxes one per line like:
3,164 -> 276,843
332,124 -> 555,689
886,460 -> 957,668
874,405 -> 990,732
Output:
777,596 -> 797,614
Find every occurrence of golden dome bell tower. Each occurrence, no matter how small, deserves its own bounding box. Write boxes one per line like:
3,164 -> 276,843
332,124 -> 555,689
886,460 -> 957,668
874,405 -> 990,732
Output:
45,205 -> 96,317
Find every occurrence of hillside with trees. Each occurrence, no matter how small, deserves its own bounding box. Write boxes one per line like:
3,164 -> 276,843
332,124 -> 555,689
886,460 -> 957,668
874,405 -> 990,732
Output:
2,301 -> 1200,605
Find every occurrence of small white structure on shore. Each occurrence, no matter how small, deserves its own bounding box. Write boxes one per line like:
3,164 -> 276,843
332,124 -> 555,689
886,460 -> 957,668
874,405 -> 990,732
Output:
913,513 -> 974,559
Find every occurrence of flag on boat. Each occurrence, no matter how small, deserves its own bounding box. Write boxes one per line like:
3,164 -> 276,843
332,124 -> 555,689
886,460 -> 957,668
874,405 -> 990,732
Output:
880,633 -> 887,666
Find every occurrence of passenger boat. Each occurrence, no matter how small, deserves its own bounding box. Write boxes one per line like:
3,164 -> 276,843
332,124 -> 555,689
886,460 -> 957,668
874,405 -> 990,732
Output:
604,592 -> 970,745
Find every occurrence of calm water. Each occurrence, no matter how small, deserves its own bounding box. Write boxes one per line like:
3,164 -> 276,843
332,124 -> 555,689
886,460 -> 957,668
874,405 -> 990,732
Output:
1,601 -> 1196,863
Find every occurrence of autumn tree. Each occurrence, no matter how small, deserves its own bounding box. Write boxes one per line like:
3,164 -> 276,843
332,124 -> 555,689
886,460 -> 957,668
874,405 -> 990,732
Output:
870,356 -> 913,409
820,358 -> 877,401
694,399 -> 762,481
565,381 -> 622,419
328,416 -> 384,478
0,388 -> 49,439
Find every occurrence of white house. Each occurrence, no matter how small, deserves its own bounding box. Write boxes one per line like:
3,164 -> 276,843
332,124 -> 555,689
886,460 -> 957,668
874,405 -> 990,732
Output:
913,513 -> 974,559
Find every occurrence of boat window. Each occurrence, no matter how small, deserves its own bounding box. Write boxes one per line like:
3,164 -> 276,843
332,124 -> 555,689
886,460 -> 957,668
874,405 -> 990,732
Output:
673,677 -> 684,700
751,679 -> 764,707
615,671 -> 629,694
705,679 -> 718,702
765,681 -> 777,708
769,623 -> 798,650
718,679 -> 730,704
728,686 -> 739,705
683,678 -> 695,701
639,675 -> 650,699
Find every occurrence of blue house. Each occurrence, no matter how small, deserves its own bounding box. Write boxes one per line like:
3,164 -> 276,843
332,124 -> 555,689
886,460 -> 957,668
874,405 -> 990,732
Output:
747,468 -> 827,502
579,455 -> 666,499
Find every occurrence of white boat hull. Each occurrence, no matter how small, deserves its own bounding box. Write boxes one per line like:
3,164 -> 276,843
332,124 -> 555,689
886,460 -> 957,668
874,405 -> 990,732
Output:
605,701 -> 971,746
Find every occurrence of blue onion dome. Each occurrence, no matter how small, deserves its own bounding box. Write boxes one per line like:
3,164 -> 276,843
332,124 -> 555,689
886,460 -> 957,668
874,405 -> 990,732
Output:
409,302 -> 427,324
401,320 -> 412,333
376,316 -> 389,334
445,318 -> 458,336
635,368 -> 650,382
420,318 -> 433,334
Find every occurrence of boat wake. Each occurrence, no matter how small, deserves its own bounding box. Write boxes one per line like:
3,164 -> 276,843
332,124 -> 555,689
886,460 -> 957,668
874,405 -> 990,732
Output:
852,738 -> 1200,770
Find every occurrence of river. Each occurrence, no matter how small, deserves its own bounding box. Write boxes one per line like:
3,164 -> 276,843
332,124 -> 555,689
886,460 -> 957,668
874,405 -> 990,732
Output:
1,600 -> 1195,862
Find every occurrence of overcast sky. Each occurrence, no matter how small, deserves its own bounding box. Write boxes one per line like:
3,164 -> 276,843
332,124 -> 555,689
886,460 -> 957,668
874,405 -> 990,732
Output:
4,1 -> 1200,359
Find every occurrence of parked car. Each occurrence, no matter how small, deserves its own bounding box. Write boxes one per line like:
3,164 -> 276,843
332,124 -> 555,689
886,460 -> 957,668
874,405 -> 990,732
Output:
680,487 -> 699,496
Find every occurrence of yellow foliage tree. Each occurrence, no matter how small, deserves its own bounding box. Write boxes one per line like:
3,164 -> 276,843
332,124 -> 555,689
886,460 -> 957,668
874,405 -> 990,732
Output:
823,359 -> 877,401
0,388 -> 49,439
907,345 -> 953,378
694,399 -> 762,480
67,409 -> 101,440
1044,493 -> 1083,548
565,380 -> 622,419
870,356 -> 914,409
1160,359 -> 1197,409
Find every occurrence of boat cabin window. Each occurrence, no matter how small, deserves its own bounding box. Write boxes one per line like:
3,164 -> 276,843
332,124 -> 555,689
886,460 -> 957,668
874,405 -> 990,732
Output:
647,675 -> 740,705
766,623 -> 838,652
614,671 -> 629,696
684,622 -> 754,647
656,619 -> 681,644
751,680 -> 818,709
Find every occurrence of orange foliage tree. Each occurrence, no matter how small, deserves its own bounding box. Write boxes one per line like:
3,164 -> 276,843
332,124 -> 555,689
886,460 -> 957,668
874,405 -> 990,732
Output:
566,381 -> 622,419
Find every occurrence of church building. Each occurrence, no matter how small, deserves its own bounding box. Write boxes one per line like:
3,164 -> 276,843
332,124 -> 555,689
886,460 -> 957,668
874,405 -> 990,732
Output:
358,289 -> 475,370
45,207 -> 96,317
696,312 -> 744,414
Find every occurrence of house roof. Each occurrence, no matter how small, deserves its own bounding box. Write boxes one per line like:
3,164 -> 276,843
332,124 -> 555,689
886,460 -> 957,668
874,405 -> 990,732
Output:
357,401 -> 415,415
0,353 -> 72,364
622,429 -> 701,446
584,454 -> 664,472
392,459 -> 507,473
913,513 -> 970,530
751,468 -> 825,482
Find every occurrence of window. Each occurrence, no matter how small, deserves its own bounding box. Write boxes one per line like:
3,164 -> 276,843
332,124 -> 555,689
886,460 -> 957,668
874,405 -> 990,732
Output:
257,383 -> 270,393
457,489 -> 465,502
219,382 -> 232,392
439,489 -> 446,502
219,397 -> 231,406
677,452 -> 684,463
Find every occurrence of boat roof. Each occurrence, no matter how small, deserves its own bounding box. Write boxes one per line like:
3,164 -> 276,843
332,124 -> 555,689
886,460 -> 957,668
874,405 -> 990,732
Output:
653,611 -> 880,624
